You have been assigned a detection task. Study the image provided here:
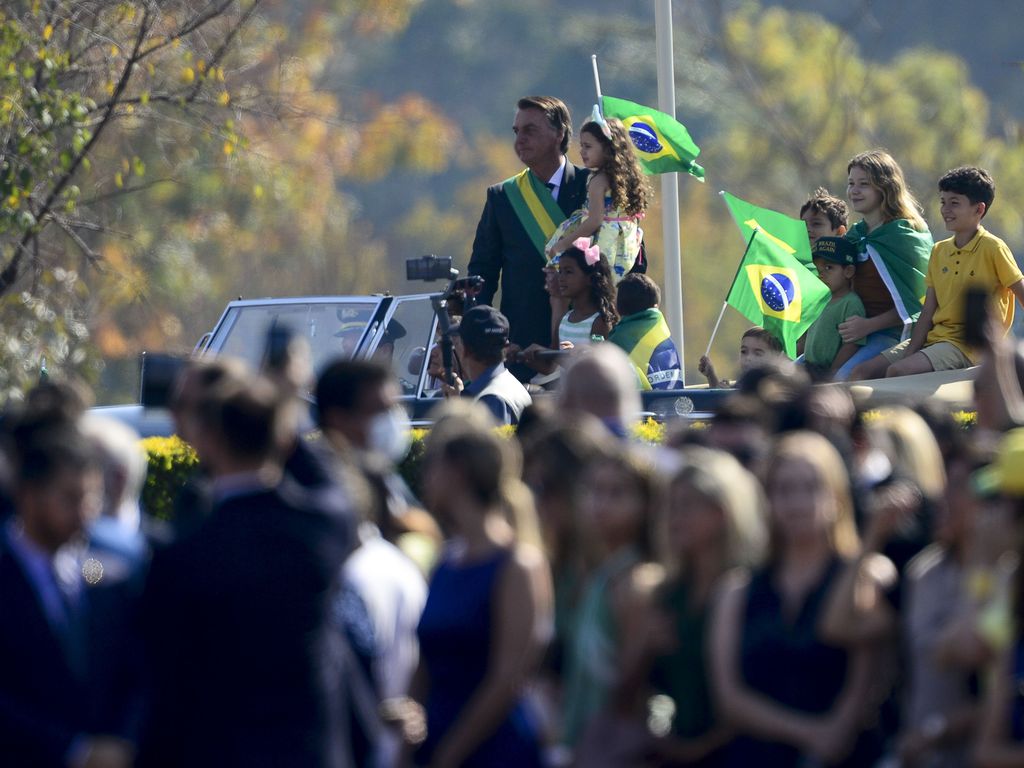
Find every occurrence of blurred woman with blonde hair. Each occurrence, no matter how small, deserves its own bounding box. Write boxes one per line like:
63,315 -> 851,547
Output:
560,445 -> 663,762
862,405 -> 946,575
710,431 -> 881,767
639,446 -> 768,766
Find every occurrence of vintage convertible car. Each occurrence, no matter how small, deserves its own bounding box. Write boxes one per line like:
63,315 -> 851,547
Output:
94,293 -> 432,434
93,292 -> 971,435
92,292 -> 736,434
206,294 -> 742,420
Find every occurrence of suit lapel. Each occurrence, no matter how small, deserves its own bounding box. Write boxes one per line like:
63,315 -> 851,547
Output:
0,542 -> 80,681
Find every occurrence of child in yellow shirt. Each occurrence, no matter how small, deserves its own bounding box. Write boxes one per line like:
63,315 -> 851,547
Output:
858,166 -> 1024,378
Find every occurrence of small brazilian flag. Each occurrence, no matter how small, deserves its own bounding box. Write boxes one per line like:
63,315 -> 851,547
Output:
722,191 -> 830,357
601,95 -> 705,181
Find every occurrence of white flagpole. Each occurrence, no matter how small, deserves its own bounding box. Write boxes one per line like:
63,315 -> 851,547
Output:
655,0 -> 685,385
591,54 -> 603,102
705,303 -> 728,358
706,227 -> 760,356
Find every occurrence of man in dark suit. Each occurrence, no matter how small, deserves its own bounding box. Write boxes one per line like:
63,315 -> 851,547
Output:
0,423 -> 139,768
139,359 -> 356,767
468,95 -> 590,380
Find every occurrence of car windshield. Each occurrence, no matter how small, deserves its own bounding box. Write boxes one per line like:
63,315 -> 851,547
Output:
207,300 -> 379,374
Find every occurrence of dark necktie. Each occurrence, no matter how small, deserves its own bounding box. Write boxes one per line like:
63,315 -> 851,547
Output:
545,182 -> 557,200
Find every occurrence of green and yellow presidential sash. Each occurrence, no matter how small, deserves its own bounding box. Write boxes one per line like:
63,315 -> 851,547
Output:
502,169 -> 565,257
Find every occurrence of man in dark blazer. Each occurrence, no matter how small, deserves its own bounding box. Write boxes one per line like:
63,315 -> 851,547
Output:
468,95 -> 590,380
0,423 -> 140,767
139,359 -> 357,768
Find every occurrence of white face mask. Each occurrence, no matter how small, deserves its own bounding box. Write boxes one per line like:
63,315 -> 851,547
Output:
367,405 -> 412,463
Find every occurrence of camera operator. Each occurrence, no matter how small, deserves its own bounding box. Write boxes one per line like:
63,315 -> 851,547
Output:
441,306 -> 532,426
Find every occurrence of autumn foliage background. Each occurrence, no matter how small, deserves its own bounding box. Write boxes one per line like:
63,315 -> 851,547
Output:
2,0 -> 1023,402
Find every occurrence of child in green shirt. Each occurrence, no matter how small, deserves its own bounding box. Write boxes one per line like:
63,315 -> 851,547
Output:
802,236 -> 865,380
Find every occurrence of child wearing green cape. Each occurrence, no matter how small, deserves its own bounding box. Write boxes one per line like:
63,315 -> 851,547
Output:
834,150 -> 933,381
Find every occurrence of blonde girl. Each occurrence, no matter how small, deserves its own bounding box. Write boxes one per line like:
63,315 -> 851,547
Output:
836,149 -> 933,380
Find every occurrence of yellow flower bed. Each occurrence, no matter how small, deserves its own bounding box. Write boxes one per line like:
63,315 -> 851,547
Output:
140,435 -> 199,520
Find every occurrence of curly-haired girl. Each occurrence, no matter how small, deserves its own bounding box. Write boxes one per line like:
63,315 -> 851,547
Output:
547,115 -> 652,280
554,239 -> 618,348
516,239 -> 619,378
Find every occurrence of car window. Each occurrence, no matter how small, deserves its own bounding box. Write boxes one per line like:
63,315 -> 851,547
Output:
210,301 -> 379,374
372,297 -> 437,396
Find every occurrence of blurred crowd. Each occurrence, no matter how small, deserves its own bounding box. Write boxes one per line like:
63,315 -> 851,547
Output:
6,331 -> 1024,768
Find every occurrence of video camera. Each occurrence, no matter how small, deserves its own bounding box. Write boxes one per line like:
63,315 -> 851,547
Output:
407,254 -> 486,318
406,254 -> 455,282
404,254 -> 468,387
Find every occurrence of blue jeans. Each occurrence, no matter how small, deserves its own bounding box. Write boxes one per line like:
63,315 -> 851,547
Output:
832,330 -> 901,381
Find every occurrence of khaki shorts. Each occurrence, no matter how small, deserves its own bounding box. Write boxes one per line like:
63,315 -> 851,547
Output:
880,339 -> 973,371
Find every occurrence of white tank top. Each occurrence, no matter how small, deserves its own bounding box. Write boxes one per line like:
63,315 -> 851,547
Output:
558,310 -> 600,349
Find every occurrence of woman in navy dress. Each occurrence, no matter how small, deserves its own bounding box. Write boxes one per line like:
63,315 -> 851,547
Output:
409,405 -> 552,768
710,431 -> 881,767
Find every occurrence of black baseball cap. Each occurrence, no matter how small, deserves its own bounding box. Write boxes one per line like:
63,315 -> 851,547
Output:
812,236 -> 859,266
451,305 -> 509,353
381,320 -> 407,345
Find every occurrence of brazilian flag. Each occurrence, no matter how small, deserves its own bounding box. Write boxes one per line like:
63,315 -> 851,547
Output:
722,192 -> 830,357
601,96 -> 704,181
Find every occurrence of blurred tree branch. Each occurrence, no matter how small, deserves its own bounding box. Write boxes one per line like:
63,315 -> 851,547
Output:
0,0 -> 259,294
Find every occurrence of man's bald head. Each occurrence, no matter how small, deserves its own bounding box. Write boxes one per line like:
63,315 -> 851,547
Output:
557,344 -> 641,429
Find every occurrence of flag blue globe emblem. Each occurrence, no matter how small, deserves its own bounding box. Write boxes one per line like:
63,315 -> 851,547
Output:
760,272 -> 797,312
628,122 -> 663,154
